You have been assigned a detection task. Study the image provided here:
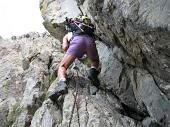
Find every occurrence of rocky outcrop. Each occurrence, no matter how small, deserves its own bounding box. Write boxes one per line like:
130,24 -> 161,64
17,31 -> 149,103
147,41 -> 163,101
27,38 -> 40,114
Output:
0,32 -> 61,127
40,0 -> 170,126
39,0 -> 80,41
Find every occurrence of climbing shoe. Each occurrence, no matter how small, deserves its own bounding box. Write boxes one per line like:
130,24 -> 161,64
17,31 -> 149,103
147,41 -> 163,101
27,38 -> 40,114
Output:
48,80 -> 68,102
88,68 -> 100,87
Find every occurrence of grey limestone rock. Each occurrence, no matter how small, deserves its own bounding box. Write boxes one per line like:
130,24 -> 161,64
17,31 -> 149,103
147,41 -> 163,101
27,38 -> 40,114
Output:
30,99 -> 62,127
38,0 -> 170,125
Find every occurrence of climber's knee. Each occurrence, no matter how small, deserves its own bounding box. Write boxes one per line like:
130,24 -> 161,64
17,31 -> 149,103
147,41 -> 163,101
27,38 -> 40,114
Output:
61,54 -> 76,67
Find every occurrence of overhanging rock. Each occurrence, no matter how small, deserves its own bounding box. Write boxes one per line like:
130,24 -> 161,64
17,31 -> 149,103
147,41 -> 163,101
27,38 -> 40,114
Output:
40,0 -> 81,41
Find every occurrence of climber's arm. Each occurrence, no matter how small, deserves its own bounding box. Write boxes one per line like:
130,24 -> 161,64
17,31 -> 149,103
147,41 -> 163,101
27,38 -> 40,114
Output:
62,34 -> 69,52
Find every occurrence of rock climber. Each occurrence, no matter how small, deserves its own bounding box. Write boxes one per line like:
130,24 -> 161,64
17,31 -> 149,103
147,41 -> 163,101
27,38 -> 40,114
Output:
49,15 -> 100,101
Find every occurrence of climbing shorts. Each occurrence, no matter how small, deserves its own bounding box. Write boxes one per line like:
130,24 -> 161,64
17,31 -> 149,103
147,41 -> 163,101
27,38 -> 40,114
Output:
66,35 -> 99,62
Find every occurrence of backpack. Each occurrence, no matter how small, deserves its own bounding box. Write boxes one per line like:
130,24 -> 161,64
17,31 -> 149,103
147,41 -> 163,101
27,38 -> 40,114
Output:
65,16 -> 95,37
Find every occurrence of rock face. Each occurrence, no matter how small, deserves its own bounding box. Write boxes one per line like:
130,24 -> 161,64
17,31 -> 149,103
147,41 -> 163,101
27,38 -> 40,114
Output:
0,32 -> 62,127
39,0 -> 170,126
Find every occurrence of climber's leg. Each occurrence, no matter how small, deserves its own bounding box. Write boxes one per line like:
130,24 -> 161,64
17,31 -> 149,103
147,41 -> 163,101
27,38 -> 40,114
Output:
86,38 -> 100,87
48,54 -> 76,101
58,54 -> 76,81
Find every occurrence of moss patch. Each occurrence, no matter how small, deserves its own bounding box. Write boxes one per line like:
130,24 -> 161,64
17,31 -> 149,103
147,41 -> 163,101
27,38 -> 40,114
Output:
43,20 -> 66,42
40,0 -> 48,14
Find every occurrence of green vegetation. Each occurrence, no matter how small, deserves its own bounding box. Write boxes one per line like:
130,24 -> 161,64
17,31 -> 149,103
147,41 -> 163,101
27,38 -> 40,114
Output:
40,0 -> 48,14
5,103 -> 21,127
49,72 -> 57,85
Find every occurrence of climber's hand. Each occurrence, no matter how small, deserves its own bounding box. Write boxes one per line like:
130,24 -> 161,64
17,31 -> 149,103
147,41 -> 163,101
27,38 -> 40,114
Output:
62,42 -> 69,51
